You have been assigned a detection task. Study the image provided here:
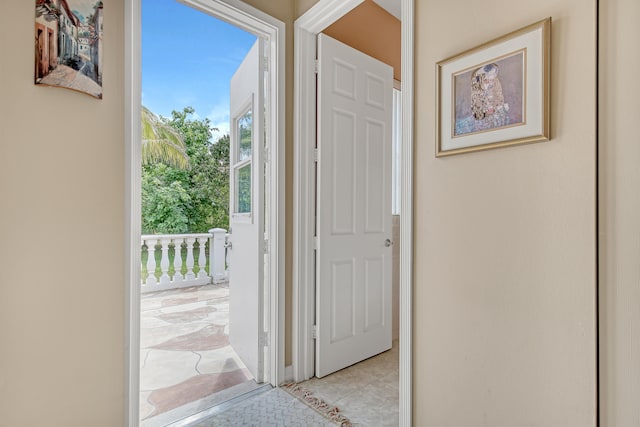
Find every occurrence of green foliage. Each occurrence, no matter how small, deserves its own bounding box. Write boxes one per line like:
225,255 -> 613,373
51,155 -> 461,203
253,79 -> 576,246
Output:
142,107 -> 230,234
142,164 -> 191,234
141,106 -> 190,170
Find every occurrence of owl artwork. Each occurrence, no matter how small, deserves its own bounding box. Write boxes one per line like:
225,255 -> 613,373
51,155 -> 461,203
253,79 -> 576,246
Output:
470,63 -> 510,129
454,62 -> 514,136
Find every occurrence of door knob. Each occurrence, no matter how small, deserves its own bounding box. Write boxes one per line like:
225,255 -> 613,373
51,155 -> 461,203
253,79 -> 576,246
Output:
385,239 -> 393,247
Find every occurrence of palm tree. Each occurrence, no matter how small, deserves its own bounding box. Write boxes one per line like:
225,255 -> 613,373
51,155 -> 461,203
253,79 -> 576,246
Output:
141,106 -> 190,169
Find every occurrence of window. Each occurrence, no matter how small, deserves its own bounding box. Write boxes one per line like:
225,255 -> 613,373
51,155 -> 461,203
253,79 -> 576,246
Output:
233,105 -> 253,215
236,163 -> 251,213
237,109 -> 252,161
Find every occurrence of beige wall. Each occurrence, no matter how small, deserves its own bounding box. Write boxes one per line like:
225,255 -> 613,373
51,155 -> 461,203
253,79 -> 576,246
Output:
0,0 -> 294,425
295,0 -> 318,18
415,0 -> 597,425
599,0 -> 640,425
1,0 -> 637,424
242,0 -> 293,23
0,0 -> 125,425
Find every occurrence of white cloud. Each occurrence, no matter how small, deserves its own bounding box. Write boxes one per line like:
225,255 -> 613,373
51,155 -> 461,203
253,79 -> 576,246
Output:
207,102 -> 229,122
211,122 -> 231,142
207,103 -> 231,141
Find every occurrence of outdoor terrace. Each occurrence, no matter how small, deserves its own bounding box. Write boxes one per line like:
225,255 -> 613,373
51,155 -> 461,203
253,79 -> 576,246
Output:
139,231 -> 260,426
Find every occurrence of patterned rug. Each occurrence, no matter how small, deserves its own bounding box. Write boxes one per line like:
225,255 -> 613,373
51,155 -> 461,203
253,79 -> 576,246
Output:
281,383 -> 353,427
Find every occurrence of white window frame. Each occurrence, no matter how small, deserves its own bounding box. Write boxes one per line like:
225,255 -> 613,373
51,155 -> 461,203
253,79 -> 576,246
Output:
231,96 -> 255,221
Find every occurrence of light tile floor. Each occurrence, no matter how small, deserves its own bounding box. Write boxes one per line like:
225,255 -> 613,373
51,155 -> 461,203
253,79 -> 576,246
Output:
140,284 -> 258,426
198,342 -> 399,426
141,284 -> 399,426
297,341 -> 400,426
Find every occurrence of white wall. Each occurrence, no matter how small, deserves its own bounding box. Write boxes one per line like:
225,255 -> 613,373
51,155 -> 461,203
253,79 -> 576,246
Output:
599,0 -> 640,425
414,0 -> 597,425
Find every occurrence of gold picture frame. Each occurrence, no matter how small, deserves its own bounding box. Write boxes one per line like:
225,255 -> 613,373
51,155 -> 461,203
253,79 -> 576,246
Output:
436,18 -> 551,157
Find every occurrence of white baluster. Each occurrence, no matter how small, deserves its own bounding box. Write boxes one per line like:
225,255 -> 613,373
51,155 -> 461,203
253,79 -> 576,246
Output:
185,237 -> 196,280
159,238 -> 171,285
145,238 -> 158,286
197,237 -> 208,280
209,229 -> 227,283
172,238 -> 184,282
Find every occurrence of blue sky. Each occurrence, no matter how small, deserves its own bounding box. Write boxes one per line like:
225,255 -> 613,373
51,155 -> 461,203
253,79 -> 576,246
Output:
142,0 -> 257,140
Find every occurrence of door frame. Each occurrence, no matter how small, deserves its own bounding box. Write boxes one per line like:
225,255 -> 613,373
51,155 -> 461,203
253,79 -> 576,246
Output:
292,0 -> 414,425
124,0 -> 285,424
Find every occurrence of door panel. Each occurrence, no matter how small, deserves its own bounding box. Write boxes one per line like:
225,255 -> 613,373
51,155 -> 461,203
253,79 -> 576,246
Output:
364,119 -> 386,233
364,256 -> 384,331
316,34 -> 393,378
331,110 -> 357,235
228,39 -> 266,383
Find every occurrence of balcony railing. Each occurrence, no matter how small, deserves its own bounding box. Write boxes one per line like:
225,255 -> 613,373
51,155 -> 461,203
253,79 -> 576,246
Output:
141,228 -> 229,293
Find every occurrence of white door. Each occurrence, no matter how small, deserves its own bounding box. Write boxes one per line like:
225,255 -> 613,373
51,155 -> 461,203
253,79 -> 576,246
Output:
228,39 -> 267,383
315,34 -> 394,378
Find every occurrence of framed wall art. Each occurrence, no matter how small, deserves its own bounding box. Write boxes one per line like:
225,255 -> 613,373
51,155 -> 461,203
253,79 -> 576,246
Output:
436,18 -> 550,157
35,0 -> 104,99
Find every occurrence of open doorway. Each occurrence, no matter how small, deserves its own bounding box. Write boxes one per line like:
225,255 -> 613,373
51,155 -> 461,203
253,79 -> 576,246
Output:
291,25 -> 403,423
292,0 -> 413,425
126,0 -> 285,425
138,4 -> 267,425
302,29 -> 400,425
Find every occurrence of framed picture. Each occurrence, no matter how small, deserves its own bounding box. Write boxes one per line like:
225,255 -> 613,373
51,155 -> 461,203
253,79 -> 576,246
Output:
35,0 -> 104,99
436,18 -> 550,157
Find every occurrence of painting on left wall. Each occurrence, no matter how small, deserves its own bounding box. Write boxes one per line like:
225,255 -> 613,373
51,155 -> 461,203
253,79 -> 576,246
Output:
35,0 -> 103,99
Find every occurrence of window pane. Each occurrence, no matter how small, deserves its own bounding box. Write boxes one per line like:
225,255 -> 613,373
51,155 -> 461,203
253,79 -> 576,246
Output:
236,163 -> 251,213
238,109 -> 252,162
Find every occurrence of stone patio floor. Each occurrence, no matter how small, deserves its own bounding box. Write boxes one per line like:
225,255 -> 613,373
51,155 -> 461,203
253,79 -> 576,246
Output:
140,283 -> 257,426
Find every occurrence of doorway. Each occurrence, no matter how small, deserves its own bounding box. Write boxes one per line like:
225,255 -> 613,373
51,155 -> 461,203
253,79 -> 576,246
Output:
314,31 -> 395,378
292,0 -> 414,425
125,0 -> 285,425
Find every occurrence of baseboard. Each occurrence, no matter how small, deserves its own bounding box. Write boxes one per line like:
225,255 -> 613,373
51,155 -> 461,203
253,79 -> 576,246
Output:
283,364 -> 294,383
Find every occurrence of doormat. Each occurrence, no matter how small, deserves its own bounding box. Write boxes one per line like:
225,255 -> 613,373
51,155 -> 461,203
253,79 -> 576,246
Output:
281,382 -> 353,427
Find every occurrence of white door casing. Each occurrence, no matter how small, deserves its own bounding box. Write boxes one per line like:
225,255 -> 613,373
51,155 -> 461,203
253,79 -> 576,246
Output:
315,34 -> 393,378
228,39 -> 267,383
127,1 -> 286,423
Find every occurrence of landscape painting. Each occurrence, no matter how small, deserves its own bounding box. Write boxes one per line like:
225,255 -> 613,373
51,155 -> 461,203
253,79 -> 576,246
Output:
35,0 -> 103,98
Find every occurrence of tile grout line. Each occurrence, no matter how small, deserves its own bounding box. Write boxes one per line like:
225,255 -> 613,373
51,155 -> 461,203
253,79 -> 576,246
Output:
192,350 -> 203,375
